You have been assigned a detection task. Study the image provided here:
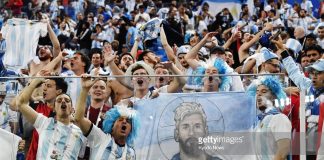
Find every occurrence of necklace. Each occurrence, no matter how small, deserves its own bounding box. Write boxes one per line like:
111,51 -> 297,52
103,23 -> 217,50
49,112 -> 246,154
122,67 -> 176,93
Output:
87,105 -> 104,126
50,120 -> 73,160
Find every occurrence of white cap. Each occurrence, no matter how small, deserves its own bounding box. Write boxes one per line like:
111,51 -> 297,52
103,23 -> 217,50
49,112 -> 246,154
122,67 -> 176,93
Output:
176,45 -> 191,56
264,5 -> 271,12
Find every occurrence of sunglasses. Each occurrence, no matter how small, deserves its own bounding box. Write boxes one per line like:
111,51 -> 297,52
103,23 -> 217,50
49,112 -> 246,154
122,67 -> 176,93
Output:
309,70 -> 323,77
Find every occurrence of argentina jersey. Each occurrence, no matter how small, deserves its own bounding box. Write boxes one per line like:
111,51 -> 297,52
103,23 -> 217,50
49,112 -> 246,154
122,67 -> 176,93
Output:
1,18 -> 47,69
87,125 -> 135,160
34,114 -> 86,160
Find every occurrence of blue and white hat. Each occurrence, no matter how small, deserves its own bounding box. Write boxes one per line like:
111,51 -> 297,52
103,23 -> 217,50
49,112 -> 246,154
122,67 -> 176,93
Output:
247,76 -> 287,109
306,59 -> 324,72
176,45 -> 191,56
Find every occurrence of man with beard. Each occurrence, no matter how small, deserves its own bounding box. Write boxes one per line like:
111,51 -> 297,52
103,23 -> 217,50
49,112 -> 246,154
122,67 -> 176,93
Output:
273,40 -> 324,158
102,50 -> 134,105
74,75 -> 140,160
16,78 -> 85,160
118,53 -> 134,72
246,76 -> 291,160
28,16 -> 61,76
172,102 -> 222,160
305,45 -> 323,64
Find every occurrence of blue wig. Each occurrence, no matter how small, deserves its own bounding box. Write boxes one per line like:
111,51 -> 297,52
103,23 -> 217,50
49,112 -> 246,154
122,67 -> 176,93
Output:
246,76 -> 287,109
194,58 -> 232,91
102,106 -> 140,145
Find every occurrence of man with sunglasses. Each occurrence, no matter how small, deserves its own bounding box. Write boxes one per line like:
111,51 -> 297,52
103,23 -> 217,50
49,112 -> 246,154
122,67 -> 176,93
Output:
279,43 -> 324,158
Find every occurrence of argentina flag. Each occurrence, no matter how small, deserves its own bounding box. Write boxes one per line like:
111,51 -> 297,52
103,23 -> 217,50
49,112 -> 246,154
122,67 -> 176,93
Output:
202,0 -> 243,20
134,92 -> 257,160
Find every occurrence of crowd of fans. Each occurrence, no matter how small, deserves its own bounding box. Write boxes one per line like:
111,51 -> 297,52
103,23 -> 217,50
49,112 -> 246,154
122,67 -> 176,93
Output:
0,0 -> 323,160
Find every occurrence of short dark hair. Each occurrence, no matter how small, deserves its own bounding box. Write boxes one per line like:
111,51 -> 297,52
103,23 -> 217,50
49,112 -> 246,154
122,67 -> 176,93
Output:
305,45 -> 323,55
119,53 -> 134,64
47,78 -> 68,94
137,50 -> 153,61
131,65 -> 147,75
90,48 -> 102,59
75,52 -> 91,72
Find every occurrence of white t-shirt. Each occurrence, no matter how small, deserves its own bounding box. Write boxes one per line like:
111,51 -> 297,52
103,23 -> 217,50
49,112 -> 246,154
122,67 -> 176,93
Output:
34,114 -> 85,160
0,128 -> 21,160
255,112 -> 291,160
87,124 -> 135,160
1,18 -> 47,69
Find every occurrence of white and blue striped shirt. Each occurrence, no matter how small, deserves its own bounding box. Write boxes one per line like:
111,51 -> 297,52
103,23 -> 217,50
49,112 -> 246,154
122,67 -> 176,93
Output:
34,113 -> 86,160
0,18 -> 47,69
87,124 -> 136,160
61,72 -> 81,109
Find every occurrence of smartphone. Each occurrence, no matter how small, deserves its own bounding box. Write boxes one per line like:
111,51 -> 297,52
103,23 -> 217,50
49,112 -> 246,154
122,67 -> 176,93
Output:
270,30 -> 281,40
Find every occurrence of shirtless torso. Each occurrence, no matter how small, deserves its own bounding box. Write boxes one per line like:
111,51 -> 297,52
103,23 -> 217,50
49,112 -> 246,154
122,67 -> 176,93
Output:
106,79 -> 133,105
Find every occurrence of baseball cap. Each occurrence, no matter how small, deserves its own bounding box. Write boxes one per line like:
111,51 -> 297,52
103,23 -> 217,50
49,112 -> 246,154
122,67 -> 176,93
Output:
306,59 -> 324,72
176,45 -> 191,56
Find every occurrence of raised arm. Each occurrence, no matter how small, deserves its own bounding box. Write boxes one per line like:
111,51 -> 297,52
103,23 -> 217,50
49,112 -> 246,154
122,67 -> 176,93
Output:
164,62 -> 186,93
185,32 -> 217,70
42,51 -> 67,74
46,16 -> 60,58
130,37 -> 140,60
16,78 -> 44,124
74,74 -> 95,135
238,23 -> 272,63
160,25 -> 176,63
103,50 -> 133,89
272,38 -> 312,90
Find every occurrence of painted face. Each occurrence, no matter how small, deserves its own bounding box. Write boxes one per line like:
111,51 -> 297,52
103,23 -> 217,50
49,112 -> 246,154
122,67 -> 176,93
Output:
256,85 -> 274,111
90,80 -> 107,102
177,113 -> 206,156
54,94 -> 73,118
132,68 -> 150,90
112,116 -> 132,140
